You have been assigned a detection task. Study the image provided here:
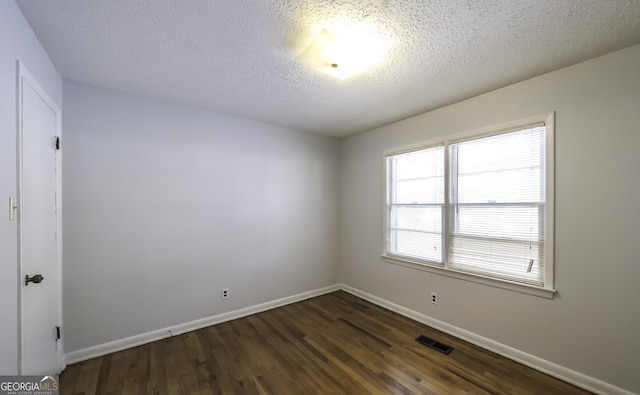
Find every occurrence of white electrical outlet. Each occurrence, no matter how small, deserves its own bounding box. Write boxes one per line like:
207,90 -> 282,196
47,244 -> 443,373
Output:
221,288 -> 229,299
431,292 -> 438,304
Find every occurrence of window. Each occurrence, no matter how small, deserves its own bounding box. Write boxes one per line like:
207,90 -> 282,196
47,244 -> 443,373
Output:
387,145 -> 445,263
384,114 -> 555,296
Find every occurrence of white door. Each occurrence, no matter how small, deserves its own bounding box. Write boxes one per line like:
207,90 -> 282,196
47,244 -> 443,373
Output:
17,62 -> 61,375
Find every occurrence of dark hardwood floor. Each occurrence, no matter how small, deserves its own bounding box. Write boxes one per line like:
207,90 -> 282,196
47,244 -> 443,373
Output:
60,291 -> 591,394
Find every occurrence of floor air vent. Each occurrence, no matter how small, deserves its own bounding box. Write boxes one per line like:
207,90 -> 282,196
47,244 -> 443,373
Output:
415,335 -> 453,355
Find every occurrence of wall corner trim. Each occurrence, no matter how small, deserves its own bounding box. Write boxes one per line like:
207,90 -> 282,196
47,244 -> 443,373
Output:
339,284 -> 634,395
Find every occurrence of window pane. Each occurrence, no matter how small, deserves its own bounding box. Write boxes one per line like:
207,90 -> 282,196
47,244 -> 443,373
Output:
449,125 -> 546,286
387,145 -> 444,264
457,168 -> 541,203
394,177 -> 445,204
456,127 -> 544,174
393,147 -> 444,181
391,205 -> 442,233
389,230 -> 442,262
449,235 -> 544,286
453,127 -> 544,204
455,205 -> 542,241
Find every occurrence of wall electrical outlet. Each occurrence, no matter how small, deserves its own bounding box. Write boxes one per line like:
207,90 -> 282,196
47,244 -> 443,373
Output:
430,292 -> 438,304
221,288 -> 229,299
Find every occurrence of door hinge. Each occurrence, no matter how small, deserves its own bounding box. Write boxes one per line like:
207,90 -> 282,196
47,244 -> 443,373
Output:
55,137 -> 60,150
9,197 -> 17,221
56,326 -> 61,340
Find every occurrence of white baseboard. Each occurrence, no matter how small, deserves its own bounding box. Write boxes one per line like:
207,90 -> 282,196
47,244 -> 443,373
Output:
64,283 -> 633,395
340,284 -> 634,395
64,284 -> 340,365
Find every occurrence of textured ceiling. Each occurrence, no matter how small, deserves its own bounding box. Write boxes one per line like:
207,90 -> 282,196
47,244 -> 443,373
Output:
17,0 -> 640,138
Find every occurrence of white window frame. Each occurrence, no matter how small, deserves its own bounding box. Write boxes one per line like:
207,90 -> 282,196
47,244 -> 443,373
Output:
382,113 -> 556,299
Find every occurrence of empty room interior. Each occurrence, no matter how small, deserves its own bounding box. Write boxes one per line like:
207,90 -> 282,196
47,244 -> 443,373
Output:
2,0 -> 640,394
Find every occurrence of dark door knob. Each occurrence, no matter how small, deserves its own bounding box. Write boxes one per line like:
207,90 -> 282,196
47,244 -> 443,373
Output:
25,274 -> 44,286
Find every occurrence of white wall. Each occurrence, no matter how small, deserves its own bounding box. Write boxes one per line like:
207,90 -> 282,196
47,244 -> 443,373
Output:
0,1 -> 62,375
62,81 -> 339,353
339,44 -> 640,393
5,1 -> 638,391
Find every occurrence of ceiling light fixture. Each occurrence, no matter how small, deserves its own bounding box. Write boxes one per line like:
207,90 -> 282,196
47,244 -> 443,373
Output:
297,27 -> 388,80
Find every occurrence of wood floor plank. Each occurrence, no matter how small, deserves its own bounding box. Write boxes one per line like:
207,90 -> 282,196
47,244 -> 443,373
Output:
64,357 -> 102,395
60,291 -> 593,395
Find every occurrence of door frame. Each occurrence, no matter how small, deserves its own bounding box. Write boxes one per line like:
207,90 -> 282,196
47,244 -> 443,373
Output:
16,60 -> 64,374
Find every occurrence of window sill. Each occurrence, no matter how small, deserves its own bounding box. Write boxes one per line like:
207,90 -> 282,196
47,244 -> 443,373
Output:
381,254 -> 556,299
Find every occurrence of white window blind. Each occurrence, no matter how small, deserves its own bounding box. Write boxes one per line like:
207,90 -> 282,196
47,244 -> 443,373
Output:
448,126 -> 546,286
386,145 -> 444,263
384,117 -> 553,291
